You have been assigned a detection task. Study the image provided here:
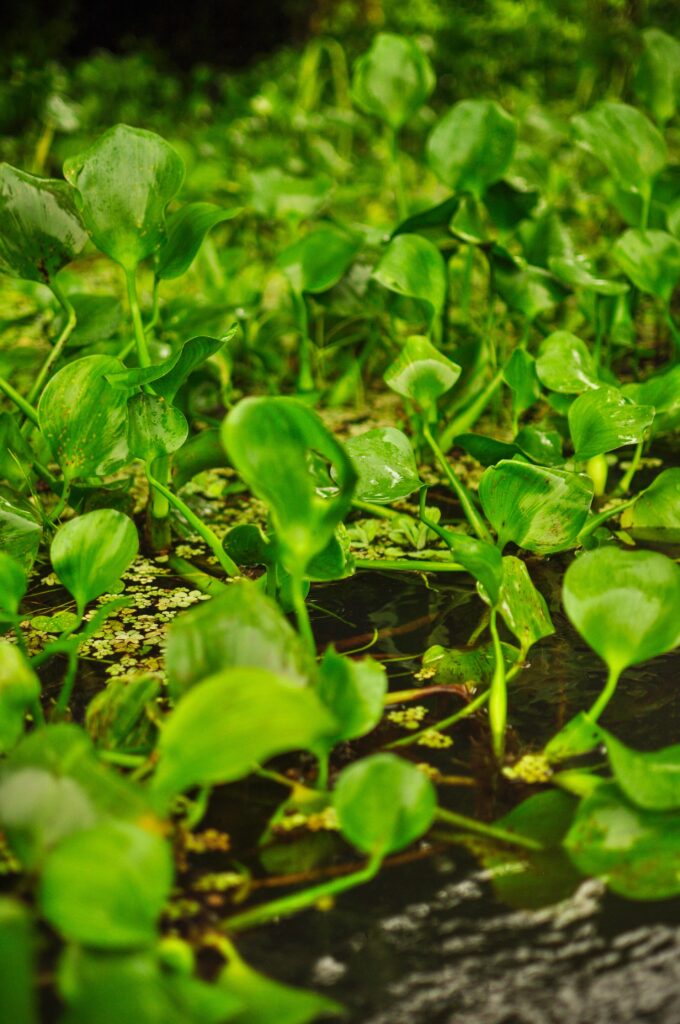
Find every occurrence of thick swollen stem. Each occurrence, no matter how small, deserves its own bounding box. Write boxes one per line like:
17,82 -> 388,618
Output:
146,469 -> 240,577
27,280 -> 77,407
147,455 -> 172,552
422,423 -> 492,543
125,267 -> 151,368
488,608 -> 507,763
224,852 -> 383,932
434,806 -> 543,852
587,665 -> 621,723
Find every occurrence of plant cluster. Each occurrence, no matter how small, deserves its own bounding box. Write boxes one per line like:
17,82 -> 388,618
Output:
0,25 -> 679,1023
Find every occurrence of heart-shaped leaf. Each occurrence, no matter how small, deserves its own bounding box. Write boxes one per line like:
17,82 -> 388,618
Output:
0,164 -> 88,283
351,33 -> 434,130
479,460 -> 593,553
317,647 -> 387,745
277,226 -> 359,295
384,335 -> 460,412
604,730 -> 680,812
572,102 -> 666,202
535,331 -> 600,394
51,509 -> 139,615
612,229 -> 680,302
155,201 -> 242,280
344,427 -> 421,504
634,27 -> 680,124
568,386 -> 654,461
64,124 -> 184,270
427,100 -> 516,198
127,393 -> 188,462
373,234 -> 447,327
621,468 -> 680,544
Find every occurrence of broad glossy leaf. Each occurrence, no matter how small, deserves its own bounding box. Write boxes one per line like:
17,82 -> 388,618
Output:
64,124 -> 185,270
165,580 -> 310,699
564,783 -> 680,900
222,525 -> 273,568
384,335 -> 460,411
351,33 -> 434,130
344,427 -> 421,504
548,255 -> 628,296
306,527 -> 354,582
219,951 -> 341,1024
492,555 -> 554,654
51,509 -> 138,614
60,949 -> 242,1024
544,711 -> 605,763
373,234 -> 447,325
563,547 -> 680,676
503,348 -> 541,419
62,293 -> 123,348
0,164 -> 88,283
108,334 -> 230,403
0,643 -> 40,753
479,460 -> 593,554
427,100 -> 516,198
0,552 -> 27,622
152,668 -> 337,803
489,247 -> 567,320
127,393 -> 188,462
39,355 -> 130,481
604,731 -> 680,812
317,647 -> 386,744
568,386 -> 654,461
155,201 -> 242,280
40,820 -> 172,948
449,531 -> 503,606
514,425 -> 564,466
621,468 -> 680,544
277,226 -> 359,295
535,330 -> 600,394
0,486 -> 42,570
572,103 -> 666,198
455,433 -> 521,467
222,397 -> 357,573
622,365 -> 680,436
634,28 -> 680,124
0,899 -> 37,1024
333,753 -> 436,855
612,229 -> 680,302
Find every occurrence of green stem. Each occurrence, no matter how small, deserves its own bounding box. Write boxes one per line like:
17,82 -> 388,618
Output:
578,493 -> 640,543
422,423 -> 492,543
125,267 -> 151,368
434,807 -> 543,852
352,499 -> 400,520
26,279 -> 77,406
315,748 -> 330,790
385,688 -> 490,749
166,555 -> 229,596
49,479 -> 72,522
52,644 -> 79,720
387,125 -> 407,221
292,290 -> 314,393
225,852 -> 383,932
488,608 -> 507,763
354,557 -> 464,573
289,570 -> 315,655
587,665 -> 621,722
147,455 -> 171,551
615,441 -> 644,496
438,366 -> 505,451
146,469 -> 240,577
0,376 -> 39,425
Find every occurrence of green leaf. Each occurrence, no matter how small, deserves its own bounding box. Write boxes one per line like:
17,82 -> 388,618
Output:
351,32 -> 434,130
306,527 -> 355,582
62,293 -> 123,348
568,386 -> 654,461
152,668 -> 337,802
514,425 -> 564,466
0,552 -> 27,622
127,393 -> 188,462
277,226 -> 359,295
373,235 -> 448,326
222,524 -> 273,568
317,647 -> 387,745
564,547 -> 680,677
634,28 -> 680,124
492,555 -> 554,655
422,641 -> 518,686
604,730 -> 680,812
455,433 -> 521,467
155,202 -> 242,280
250,168 -> 331,222
0,899 -> 37,1024
0,485 -> 42,570
572,102 -> 666,200
535,330 -> 600,394
0,643 -> 40,753
51,509 -> 138,614
612,229 -> 680,302
107,335 -> 230,402
548,255 -> 628,296
479,460 -> 593,554
39,820 -> 173,948
564,783 -> 680,900
0,164 -> 88,283
621,468 -> 680,545
219,950 -> 341,1024
64,124 -> 185,270
449,531 -> 504,606
489,247 -> 567,321
333,753 -> 436,855
622,364 -> 680,437
384,335 -> 460,412
503,348 -> 541,420
39,355 -> 131,481
544,711 -> 605,763
165,581 -> 311,699
221,397 -> 356,575
427,100 -> 516,198
344,427 -> 422,504
0,411 -> 34,486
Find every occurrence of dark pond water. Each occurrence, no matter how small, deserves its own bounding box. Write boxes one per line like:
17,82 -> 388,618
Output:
231,565 -> 680,1024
